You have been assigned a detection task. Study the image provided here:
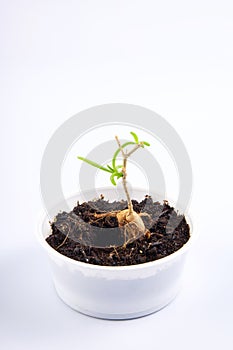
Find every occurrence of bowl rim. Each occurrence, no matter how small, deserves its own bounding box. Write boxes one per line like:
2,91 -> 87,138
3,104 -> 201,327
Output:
37,188 -> 195,271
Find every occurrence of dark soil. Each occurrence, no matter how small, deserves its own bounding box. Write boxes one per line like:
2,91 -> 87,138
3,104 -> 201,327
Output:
46,195 -> 190,266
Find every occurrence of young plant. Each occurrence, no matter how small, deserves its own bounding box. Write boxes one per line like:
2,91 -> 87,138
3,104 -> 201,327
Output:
78,132 -> 151,245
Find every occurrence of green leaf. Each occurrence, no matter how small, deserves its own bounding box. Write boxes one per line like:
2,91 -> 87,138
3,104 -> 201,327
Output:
117,172 -> 123,179
142,141 -> 150,146
78,157 -> 112,173
130,131 -> 139,143
112,141 -> 135,170
107,165 -> 114,172
110,173 -> 117,186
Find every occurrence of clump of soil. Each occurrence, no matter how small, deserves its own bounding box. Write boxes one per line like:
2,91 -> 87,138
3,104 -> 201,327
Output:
46,195 -> 190,266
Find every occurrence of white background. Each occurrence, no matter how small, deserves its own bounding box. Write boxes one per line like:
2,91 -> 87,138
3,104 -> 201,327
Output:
1,0 -> 233,349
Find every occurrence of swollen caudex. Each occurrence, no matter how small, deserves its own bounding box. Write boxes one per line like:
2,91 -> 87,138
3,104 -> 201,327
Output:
94,208 -> 149,245
117,209 -> 145,230
117,209 -> 148,245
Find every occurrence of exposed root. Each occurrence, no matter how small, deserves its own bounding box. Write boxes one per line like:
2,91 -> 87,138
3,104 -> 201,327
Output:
93,211 -> 120,219
56,228 -> 70,250
56,208 -> 152,249
93,208 -> 151,247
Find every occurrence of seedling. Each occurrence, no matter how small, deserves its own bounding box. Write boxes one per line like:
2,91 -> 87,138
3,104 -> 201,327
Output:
78,132 -> 151,245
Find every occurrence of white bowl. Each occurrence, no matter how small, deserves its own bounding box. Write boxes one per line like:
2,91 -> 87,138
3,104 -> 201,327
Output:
37,188 -> 194,320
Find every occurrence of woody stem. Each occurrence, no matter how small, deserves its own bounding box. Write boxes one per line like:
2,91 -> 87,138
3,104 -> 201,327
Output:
115,136 -> 133,215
